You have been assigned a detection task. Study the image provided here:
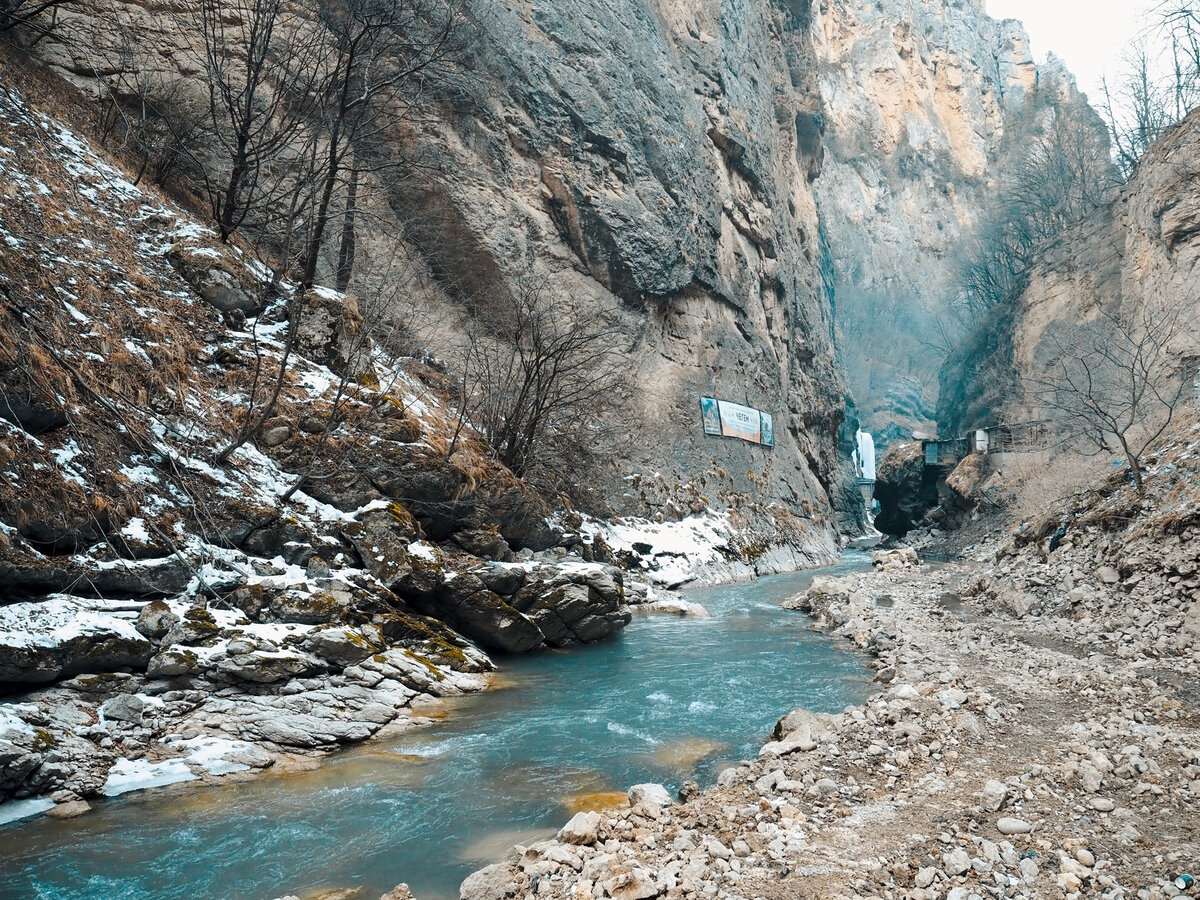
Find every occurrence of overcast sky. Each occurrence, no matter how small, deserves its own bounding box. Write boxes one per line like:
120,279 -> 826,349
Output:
984,0 -> 1156,99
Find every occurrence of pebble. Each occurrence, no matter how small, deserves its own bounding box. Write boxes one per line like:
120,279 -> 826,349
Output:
1090,797 -> 1116,812
996,817 -> 1033,835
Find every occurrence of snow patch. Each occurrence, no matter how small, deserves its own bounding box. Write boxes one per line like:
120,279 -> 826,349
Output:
102,757 -> 198,796
0,797 -> 55,826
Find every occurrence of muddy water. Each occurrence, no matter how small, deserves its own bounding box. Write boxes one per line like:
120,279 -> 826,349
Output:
0,554 -> 872,900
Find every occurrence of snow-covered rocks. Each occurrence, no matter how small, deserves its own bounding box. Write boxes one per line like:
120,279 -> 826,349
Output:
0,598 -> 154,683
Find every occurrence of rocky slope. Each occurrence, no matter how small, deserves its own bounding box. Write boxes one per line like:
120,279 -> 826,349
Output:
0,67 -> 648,816
939,105 -> 1200,434
812,0 -> 1081,442
31,0 -> 863,533
456,424 -> 1200,898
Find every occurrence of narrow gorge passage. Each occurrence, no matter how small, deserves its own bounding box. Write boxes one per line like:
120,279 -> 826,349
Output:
0,557 -> 873,900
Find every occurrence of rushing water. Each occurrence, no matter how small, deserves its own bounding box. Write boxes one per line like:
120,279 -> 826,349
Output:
0,553 -> 872,900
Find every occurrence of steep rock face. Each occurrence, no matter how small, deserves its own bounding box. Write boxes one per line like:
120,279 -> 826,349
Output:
811,0 -> 1074,440
393,0 -> 855,528
34,0 -> 859,536
940,108 -> 1200,432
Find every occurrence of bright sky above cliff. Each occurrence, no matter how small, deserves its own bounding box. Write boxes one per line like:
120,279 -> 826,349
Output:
985,0 -> 1155,98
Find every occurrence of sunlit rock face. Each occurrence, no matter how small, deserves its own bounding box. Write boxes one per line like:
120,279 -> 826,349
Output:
811,0 -> 1078,441
939,107 -> 1200,434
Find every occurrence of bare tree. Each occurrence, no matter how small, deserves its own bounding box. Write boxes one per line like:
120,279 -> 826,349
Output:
1033,297 -> 1192,497
193,0 -> 324,243
0,0 -> 72,45
211,0 -> 463,461
454,277 -> 630,483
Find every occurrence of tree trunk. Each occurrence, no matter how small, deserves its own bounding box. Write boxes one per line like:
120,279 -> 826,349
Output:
335,166 -> 357,293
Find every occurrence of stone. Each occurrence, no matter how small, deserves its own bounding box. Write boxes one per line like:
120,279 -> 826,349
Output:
459,862 -> 519,900
558,811 -> 601,845
47,799 -> 91,819
1090,797 -> 1116,812
100,694 -> 145,724
0,604 -> 155,683
627,783 -> 673,809
915,867 -> 938,888
380,885 -> 415,900
301,625 -> 384,667
981,779 -> 1008,811
135,600 -> 180,640
1019,856 -> 1039,883
600,866 -> 659,900
1097,566 -> 1121,585
942,848 -> 971,876
996,817 -> 1033,835
1075,848 -> 1095,867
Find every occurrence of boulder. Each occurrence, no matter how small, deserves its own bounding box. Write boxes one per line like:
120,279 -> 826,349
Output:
627,783 -> 673,809
302,625 -> 384,667
167,245 -> 262,316
135,600 -> 179,639
459,862 -> 520,900
558,810 -> 601,845
100,694 -> 145,724
0,601 -> 155,683
874,441 -> 939,537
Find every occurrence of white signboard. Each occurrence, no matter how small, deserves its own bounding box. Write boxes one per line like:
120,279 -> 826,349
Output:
699,397 -> 774,447
718,400 -> 761,443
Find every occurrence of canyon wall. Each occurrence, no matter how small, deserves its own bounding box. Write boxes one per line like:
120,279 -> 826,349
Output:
810,0 -> 1077,444
940,107 -> 1200,433
34,0 -> 863,533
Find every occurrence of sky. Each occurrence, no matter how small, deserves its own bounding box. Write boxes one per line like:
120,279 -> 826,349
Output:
984,0 -> 1157,99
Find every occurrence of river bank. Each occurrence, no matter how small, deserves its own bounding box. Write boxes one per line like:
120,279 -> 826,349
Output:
0,558 -> 873,899
457,526 -> 1200,899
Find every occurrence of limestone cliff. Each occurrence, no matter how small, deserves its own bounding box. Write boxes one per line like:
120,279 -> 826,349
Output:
939,107 -> 1200,433
810,0 -> 1077,443
32,0 -> 861,537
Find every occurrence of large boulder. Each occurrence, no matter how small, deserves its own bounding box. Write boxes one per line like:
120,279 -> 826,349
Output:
874,441 -> 938,537
0,600 -> 155,683
166,244 -> 262,317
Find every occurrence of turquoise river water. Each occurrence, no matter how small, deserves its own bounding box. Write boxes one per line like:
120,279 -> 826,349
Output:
0,553 -> 872,900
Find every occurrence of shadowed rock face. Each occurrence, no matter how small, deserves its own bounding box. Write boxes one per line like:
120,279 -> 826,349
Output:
387,0 -> 855,527
939,107 -> 1200,435
32,0 -> 859,536
811,0 -> 1083,441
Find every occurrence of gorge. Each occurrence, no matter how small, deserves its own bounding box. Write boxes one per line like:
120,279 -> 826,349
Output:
1,0 -> 1199,898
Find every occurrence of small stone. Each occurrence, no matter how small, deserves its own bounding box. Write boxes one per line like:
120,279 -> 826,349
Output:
1019,856 -> 1039,883
1090,797 -> 1116,812
996,817 -> 1033,835
1097,566 -> 1120,584
942,848 -> 971,876
981,779 -> 1008,811
915,866 -> 938,888
1076,848 -> 1095,868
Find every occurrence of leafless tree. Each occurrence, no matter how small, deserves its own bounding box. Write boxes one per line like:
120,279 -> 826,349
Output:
453,277 -> 630,484
1033,297 -> 1192,497
0,0 -> 72,45
211,0 -> 463,461
952,102 -> 1118,330
192,0 -> 325,243
1100,5 -> 1200,178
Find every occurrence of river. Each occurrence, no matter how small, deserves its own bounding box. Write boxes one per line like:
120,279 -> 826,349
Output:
0,553 -> 872,900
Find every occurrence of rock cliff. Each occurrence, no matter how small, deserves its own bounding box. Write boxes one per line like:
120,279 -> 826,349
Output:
939,107 -> 1200,433
33,0 -> 861,537
811,0 -> 1078,442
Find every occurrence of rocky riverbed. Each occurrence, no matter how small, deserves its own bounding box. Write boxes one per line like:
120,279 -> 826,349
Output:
452,534 -> 1200,900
